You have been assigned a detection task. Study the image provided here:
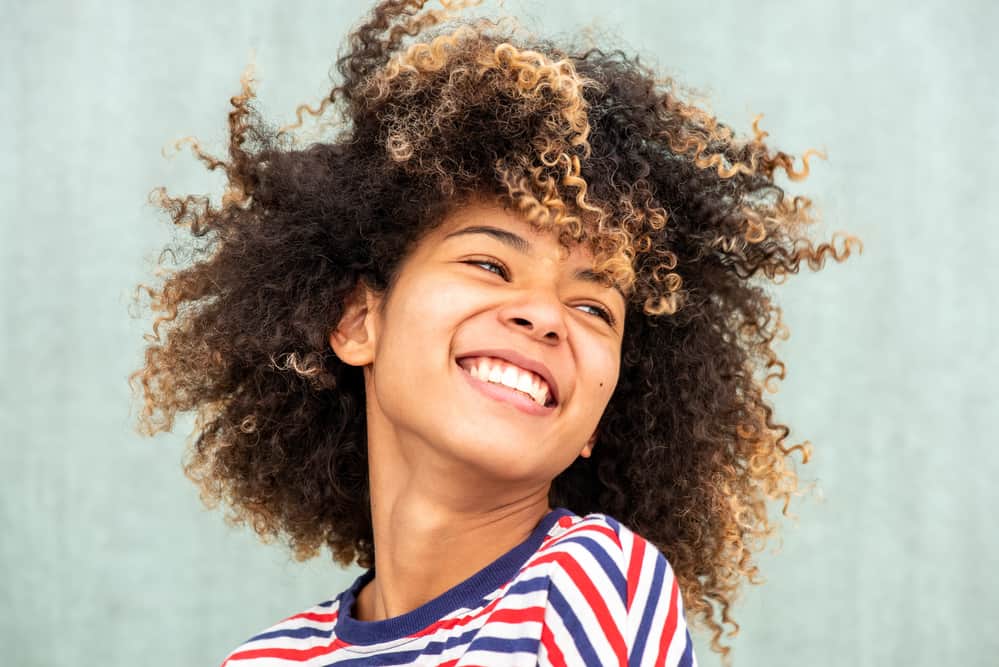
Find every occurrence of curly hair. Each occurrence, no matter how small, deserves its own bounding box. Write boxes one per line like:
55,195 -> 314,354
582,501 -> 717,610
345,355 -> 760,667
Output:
130,1 -> 861,662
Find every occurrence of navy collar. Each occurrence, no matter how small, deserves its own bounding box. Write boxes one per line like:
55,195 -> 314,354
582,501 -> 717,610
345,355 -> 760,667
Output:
334,506 -> 574,646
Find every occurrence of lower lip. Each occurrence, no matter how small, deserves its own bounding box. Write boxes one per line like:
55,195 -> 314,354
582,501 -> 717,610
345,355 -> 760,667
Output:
456,361 -> 557,417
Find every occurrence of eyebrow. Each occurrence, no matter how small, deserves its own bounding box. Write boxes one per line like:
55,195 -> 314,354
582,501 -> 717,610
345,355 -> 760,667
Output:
443,225 -> 625,300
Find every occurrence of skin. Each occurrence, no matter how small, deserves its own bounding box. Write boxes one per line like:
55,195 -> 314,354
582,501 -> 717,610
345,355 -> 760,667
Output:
328,197 -> 625,622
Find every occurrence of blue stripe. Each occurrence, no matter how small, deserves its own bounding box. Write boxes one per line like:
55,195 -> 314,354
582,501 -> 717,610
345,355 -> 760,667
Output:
456,573 -> 550,618
628,549 -> 666,666
678,628 -> 695,667
499,573 -> 550,597
547,583 -> 604,666
416,609 -> 544,656
556,534 -> 628,606
464,635 -> 542,655
248,625 -> 332,642
323,645 -> 443,666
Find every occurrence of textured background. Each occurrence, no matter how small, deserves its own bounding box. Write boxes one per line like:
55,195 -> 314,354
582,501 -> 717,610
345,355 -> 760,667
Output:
2,0 -> 996,665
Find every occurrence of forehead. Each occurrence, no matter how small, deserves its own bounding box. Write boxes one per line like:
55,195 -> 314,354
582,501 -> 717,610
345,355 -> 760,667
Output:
429,199 -> 591,263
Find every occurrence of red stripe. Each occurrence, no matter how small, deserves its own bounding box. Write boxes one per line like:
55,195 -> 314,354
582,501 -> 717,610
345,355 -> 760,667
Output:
626,537 -> 645,610
285,611 -> 336,623
486,605 -> 545,625
533,550 -> 627,667
404,588 -> 507,638
653,575 -> 680,667
398,564 -> 555,639
429,658 -> 522,667
225,637 -> 350,663
540,620 -> 569,667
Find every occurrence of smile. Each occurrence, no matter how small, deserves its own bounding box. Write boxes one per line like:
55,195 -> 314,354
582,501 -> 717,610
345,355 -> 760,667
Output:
455,359 -> 557,417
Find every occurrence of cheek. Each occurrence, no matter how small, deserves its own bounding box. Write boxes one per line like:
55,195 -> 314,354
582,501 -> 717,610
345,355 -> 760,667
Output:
398,274 -> 473,324
377,276 -> 471,372
391,272 -> 448,320
583,343 -> 621,403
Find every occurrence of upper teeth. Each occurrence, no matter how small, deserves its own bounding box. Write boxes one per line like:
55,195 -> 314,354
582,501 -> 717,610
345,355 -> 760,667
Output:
460,356 -> 552,407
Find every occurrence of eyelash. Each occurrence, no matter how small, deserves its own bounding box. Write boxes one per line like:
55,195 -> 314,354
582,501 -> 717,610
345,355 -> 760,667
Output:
462,259 -> 616,326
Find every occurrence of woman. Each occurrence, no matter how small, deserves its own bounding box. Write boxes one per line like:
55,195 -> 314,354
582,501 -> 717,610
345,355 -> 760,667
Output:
130,1 -> 861,664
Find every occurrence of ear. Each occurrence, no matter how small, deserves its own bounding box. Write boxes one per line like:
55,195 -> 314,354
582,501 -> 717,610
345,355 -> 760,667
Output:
328,283 -> 381,367
579,430 -> 598,459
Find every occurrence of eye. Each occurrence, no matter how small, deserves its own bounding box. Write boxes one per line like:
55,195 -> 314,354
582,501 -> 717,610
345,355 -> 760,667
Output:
463,259 -> 509,280
576,303 -> 616,325
462,258 -> 616,326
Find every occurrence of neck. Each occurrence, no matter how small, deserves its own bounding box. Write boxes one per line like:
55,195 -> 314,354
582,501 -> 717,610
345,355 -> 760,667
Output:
356,442 -> 552,621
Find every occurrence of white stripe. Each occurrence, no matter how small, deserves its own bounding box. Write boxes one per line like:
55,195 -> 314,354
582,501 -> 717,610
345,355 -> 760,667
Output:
458,647 -> 543,666
541,583 -> 585,667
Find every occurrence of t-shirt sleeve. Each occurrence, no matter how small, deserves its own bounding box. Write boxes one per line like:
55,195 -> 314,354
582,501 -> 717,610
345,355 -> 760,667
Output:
621,531 -> 698,667
538,516 -> 697,667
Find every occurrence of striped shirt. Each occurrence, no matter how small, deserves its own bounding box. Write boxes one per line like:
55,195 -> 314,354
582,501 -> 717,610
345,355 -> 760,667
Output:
221,506 -> 698,666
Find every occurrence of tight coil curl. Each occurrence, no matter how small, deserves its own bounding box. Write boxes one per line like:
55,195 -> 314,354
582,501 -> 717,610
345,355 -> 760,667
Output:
130,1 -> 861,663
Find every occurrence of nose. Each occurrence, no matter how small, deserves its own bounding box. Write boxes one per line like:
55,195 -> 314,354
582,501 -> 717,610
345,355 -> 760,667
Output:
498,291 -> 568,343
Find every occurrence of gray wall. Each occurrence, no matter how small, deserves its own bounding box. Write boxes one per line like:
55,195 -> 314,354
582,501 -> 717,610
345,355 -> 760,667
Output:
2,1 -> 996,665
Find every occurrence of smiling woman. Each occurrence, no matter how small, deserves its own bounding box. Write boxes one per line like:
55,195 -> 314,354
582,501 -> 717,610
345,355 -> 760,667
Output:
129,0 -> 861,665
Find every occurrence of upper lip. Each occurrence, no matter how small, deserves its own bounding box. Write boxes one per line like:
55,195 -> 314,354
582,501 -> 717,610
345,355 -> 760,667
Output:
456,348 -> 560,405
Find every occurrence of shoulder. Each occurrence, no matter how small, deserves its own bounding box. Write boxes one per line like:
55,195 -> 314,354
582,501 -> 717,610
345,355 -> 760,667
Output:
219,599 -> 339,666
532,512 -> 696,666
532,511 -> 675,614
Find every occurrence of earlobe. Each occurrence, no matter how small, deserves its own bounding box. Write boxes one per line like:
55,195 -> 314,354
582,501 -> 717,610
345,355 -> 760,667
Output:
328,284 -> 379,367
580,431 -> 598,459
